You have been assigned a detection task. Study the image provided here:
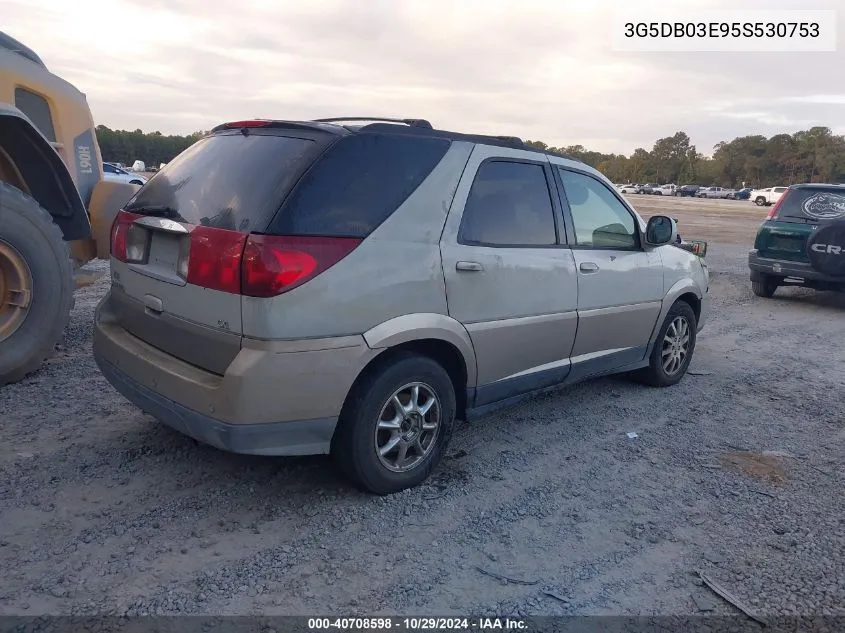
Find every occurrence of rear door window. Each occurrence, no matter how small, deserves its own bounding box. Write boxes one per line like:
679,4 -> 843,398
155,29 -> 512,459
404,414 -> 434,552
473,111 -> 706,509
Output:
124,132 -> 324,231
775,188 -> 845,223
270,132 -> 450,238
458,160 -> 557,246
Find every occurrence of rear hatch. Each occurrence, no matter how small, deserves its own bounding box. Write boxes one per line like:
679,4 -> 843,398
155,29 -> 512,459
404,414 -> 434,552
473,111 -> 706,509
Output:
754,186 -> 845,262
109,125 -> 335,374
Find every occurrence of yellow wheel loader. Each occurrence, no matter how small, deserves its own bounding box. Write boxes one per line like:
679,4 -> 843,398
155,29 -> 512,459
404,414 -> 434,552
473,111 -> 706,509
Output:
0,32 -> 140,386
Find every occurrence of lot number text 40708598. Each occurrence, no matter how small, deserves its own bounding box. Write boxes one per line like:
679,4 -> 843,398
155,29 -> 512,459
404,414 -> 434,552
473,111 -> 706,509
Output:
307,617 -> 528,630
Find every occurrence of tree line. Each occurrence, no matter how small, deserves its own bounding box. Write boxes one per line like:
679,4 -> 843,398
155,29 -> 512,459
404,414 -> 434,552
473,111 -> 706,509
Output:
95,124 -> 845,188
526,126 -> 845,188
95,125 -> 206,168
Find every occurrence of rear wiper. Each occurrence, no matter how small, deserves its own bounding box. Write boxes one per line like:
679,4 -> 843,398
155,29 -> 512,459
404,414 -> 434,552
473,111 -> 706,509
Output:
125,205 -> 184,221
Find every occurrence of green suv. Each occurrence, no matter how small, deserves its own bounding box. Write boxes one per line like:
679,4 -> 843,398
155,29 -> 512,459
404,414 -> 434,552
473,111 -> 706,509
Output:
749,184 -> 845,297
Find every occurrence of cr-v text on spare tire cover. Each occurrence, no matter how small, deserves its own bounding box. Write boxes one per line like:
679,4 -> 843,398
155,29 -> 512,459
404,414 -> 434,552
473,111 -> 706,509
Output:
807,220 -> 845,277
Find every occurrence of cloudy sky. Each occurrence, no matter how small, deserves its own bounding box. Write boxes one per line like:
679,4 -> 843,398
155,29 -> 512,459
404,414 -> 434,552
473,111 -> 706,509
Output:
4,0 -> 844,155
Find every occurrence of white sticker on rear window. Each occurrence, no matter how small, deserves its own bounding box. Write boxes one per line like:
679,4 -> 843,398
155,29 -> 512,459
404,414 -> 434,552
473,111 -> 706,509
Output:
802,192 -> 845,220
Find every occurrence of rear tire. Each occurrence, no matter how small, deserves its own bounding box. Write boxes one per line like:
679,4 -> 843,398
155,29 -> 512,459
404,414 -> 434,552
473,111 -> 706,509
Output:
331,351 -> 456,495
752,275 -> 778,298
0,183 -> 74,386
754,197 -> 766,206
632,301 -> 697,388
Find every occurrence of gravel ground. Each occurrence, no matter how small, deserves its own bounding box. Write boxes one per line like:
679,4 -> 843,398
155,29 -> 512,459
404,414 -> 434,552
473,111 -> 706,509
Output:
1,232 -> 844,619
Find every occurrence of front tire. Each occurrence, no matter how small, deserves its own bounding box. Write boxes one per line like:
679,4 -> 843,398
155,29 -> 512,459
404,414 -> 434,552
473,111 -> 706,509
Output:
0,183 -> 74,386
332,351 -> 456,495
752,275 -> 778,298
633,301 -> 697,387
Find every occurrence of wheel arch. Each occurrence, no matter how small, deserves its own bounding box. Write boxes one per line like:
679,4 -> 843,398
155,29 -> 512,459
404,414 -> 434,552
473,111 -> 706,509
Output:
647,280 -> 703,348
0,108 -> 90,241
675,291 -> 701,323
357,314 -> 478,418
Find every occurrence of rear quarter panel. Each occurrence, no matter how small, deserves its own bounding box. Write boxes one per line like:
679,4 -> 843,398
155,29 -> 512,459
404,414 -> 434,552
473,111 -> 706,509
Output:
241,141 -> 474,339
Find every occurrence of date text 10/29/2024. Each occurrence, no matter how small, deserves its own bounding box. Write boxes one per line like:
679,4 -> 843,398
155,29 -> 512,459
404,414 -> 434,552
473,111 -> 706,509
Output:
308,617 -> 528,631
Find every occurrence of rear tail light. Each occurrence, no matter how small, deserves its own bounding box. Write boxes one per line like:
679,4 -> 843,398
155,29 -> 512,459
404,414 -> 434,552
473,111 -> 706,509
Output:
766,190 -> 789,220
185,226 -> 247,294
110,211 -> 144,262
241,235 -> 362,297
125,225 -> 150,262
177,239 -> 190,280
113,210 -> 360,296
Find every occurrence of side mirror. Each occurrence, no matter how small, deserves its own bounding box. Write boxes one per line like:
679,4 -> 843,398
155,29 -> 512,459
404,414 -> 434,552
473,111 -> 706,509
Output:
645,215 -> 677,246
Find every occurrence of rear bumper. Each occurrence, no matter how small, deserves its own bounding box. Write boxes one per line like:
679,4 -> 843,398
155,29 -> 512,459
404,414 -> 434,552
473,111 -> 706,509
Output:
748,250 -> 845,284
93,290 -> 378,456
96,356 -> 337,456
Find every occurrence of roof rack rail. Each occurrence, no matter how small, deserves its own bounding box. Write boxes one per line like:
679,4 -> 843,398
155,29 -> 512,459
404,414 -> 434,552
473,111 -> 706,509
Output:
312,117 -> 433,129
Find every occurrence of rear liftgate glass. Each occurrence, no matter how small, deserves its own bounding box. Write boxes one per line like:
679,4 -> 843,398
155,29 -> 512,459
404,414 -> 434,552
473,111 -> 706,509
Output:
112,126 -> 452,322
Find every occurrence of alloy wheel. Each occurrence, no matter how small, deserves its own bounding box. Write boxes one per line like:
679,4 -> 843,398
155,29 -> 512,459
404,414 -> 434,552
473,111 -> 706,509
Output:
661,316 -> 690,376
374,382 -> 441,473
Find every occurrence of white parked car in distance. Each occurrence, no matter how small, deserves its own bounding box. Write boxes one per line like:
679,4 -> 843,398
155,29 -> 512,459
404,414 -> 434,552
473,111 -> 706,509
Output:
652,184 -> 677,196
618,184 -> 639,194
103,162 -> 147,186
750,186 -> 788,206
697,186 -> 735,199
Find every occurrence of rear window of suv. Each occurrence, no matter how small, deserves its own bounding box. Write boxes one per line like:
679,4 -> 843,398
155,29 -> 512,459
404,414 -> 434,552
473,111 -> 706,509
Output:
774,187 -> 845,223
269,132 -> 451,238
124,132 -> 324,231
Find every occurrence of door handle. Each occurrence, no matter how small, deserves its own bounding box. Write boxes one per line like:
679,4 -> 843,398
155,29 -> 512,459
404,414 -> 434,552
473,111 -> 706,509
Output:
456,261 -> 484,272
579,262 -> 599,273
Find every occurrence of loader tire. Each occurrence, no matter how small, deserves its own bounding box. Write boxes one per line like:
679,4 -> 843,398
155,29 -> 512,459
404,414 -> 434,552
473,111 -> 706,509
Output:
0,182 -> 74,387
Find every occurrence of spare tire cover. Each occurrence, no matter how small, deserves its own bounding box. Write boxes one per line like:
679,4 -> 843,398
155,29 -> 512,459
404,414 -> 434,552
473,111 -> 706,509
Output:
807,220 -> 845,276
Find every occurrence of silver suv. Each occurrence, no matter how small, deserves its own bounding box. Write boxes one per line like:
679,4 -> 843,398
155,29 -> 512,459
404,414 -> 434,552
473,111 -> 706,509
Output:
93,117 -> 709,495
